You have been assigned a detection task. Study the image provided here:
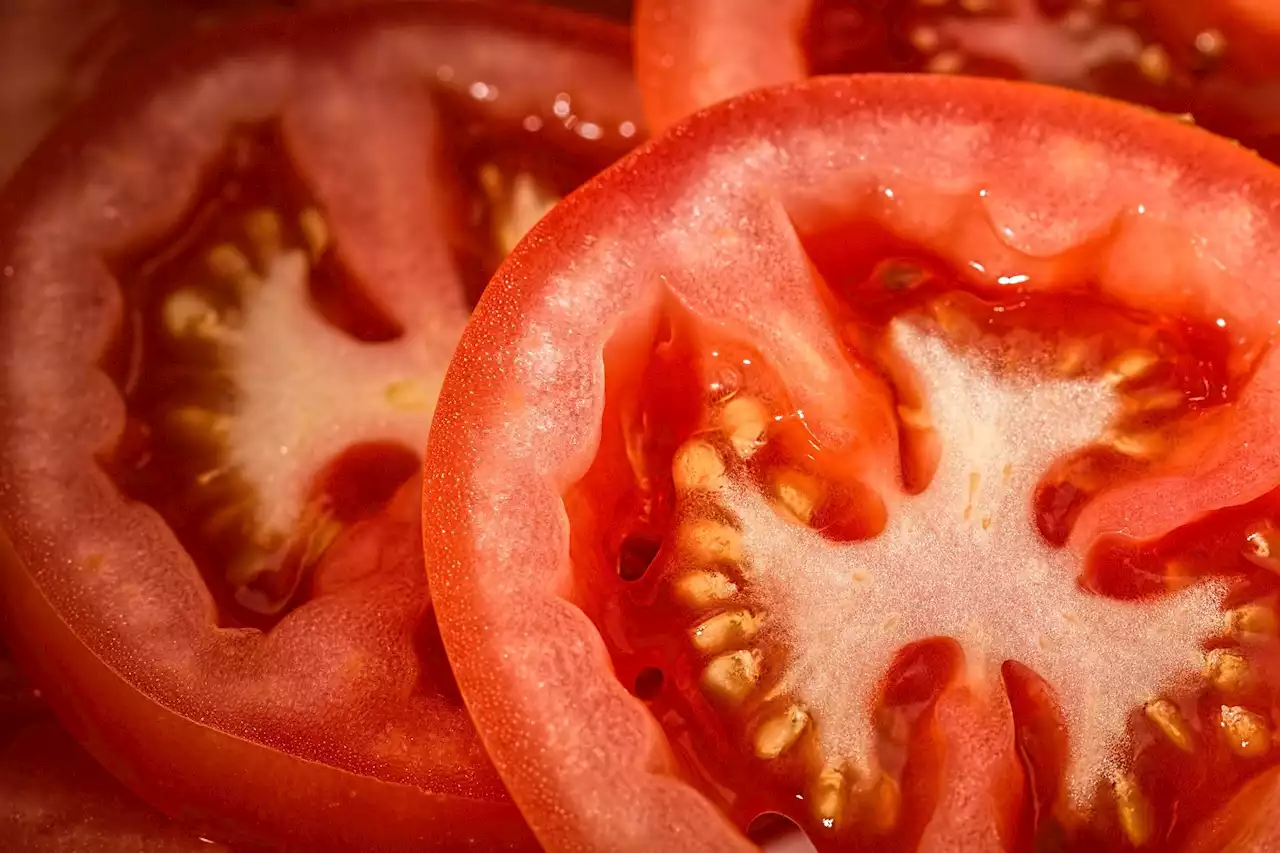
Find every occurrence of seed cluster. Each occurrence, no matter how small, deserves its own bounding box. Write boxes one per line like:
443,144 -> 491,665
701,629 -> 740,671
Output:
661,313 -> 1247,841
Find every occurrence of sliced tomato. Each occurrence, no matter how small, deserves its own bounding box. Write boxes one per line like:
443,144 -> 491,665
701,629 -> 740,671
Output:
634,0 -> 1280,159
0,2 -> 640,849
423,75 -> 1280,852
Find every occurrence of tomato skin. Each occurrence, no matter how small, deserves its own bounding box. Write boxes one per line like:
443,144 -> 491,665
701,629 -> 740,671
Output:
423,74 -> 1280,852
0,2 -> 640,849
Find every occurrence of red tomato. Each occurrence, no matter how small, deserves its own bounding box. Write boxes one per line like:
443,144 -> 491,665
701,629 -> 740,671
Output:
634,0 -> 1280,159
0,2 -> 640,849
423,74 -> 1280,852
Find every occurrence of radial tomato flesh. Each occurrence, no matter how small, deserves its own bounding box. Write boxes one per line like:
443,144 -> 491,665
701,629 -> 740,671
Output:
634,0 -> 1280,160
423,75 -> 1280,853
0,2 -> 640,849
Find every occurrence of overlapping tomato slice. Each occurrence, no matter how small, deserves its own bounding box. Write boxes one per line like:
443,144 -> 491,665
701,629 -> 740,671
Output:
634,0 -> 1280,160
423,75 -> 1280,852
0,2 -> 640,849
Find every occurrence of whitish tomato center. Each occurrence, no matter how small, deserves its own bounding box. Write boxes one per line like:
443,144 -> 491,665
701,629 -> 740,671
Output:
108,123 -> 573,626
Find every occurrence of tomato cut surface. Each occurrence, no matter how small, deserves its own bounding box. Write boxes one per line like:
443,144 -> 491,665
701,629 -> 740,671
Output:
0,2 -> 640,849
634,0 -> 1280,159
422,75 -> 1280,852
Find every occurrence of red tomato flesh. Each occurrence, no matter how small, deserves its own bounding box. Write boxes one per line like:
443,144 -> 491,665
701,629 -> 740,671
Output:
423,75 -> 1280,853
0,2 -> 640,849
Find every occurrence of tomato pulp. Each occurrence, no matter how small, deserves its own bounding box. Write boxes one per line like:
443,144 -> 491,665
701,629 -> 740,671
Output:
423,75 -> 1280,852
635,0 -> 1280,161
0,2 -> 640,849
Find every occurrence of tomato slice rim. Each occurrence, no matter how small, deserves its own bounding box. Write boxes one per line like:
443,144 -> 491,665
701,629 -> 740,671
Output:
0,1 -> 639,849
422,73 -> 1280,852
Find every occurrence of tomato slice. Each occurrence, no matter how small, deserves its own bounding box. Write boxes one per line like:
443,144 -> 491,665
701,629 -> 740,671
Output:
634,0 -> 1280,159
0,2 -> 640,849
422,75 -> 1280,852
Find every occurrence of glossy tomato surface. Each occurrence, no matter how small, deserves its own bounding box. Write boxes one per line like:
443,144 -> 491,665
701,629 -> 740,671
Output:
423,74 -> 1280,852
0,2 -> 640,849
634,0 -> 1280,158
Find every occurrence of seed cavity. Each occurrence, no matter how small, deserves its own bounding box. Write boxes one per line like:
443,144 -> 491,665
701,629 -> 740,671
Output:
1219,705 -> 1272,758
618,534 -> 662,582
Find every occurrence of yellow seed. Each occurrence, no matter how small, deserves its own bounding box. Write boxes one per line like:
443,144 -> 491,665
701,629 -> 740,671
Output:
958,0 -> 993,11
772,469 -> 822,525
674,570 -> 738,606
1220,705 -> 1272,758
672,440 -> 726,492
298,207 -> 330,260
163,290 -> 225,340
754,704 -> 809,759
811,765 -> 846,829
1229,603 -> 1279,637
927,50 -> 965,75
1056,339 -> 1090,377
1138,44 -> 1172,85
1113,773 -> 1154,847
206,243 -> 254,284
678,519 -> 743,565
167,406 -> 231,441
862,773 -> 901,835
702,649 -> 761,704
1145,699 -> 1194,753
692,609 -> 760,653
244,208 -> 283,263
1204,648 -> 1252,693
384,379 -> 435,412
495,172 -> 560,256
909,26 -> 940,54
1103,430 -> 1164,460
1104,349 -> 1160,386
1243,523 -> 1280,573
1123,388 -> 1184,415
719,396 -> 769,458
